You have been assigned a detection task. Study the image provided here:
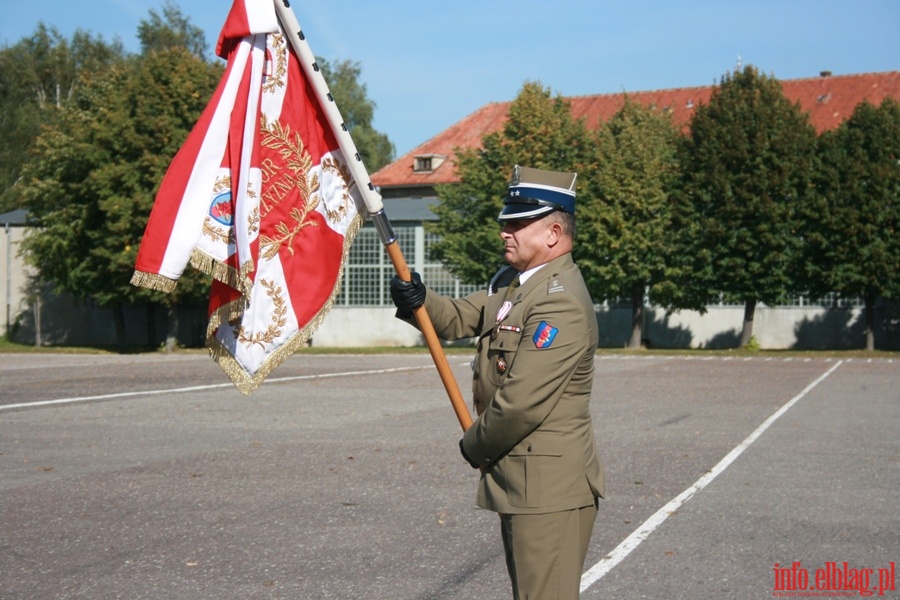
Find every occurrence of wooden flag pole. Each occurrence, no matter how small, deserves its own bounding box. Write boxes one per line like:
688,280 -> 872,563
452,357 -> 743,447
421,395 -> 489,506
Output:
383,238 -> 474,431
273,0 -> 473,431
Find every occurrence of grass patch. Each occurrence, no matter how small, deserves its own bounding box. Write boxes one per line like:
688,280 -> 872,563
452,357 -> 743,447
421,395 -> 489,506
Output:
0,338 -> 115,354
595,347 -> 900,359
0,339 -> 183,355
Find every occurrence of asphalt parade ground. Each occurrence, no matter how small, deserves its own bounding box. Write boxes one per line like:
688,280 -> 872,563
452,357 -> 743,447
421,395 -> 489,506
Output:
1,351 -> 897,599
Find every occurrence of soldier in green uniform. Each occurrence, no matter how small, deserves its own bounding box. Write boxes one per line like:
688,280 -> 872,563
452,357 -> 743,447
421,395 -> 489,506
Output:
391,165 -> 604,599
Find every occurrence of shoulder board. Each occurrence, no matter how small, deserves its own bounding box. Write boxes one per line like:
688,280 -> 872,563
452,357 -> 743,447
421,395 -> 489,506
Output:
547,273 -> 566,295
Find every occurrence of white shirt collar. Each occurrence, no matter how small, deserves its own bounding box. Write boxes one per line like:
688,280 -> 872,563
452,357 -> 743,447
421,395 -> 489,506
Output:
517,263 -> 544,285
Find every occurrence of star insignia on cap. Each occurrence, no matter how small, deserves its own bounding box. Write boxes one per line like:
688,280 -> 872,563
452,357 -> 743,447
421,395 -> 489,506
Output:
510,190 -> 520,197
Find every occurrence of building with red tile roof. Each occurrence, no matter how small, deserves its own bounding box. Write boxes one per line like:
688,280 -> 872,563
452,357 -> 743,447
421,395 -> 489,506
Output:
371,70 -> 900,200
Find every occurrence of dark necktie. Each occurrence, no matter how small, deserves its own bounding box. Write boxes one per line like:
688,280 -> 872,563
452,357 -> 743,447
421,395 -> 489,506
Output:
503,275 -> 521,302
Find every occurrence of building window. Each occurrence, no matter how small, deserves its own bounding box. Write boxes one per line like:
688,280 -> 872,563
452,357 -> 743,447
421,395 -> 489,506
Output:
337,224 -> 481,306
413,154 -> 445,173
414,157 -> 432,172
707,293 -> 864,308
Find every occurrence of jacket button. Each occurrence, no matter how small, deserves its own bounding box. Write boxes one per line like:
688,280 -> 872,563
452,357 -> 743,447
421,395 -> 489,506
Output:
527,445 -> 532,452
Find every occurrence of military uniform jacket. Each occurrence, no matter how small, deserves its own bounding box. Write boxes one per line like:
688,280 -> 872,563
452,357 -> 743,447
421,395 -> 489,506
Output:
421,253 -> 604,515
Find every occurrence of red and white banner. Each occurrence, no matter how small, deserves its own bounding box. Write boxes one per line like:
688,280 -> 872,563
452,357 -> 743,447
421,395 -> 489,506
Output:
132,0 -> 363,393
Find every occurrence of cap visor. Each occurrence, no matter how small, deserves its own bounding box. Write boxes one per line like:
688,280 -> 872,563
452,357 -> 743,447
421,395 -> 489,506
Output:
497,203 -> 555,221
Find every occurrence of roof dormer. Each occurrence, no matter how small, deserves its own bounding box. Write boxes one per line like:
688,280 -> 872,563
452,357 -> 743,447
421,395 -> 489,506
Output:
413,154 -> 446,173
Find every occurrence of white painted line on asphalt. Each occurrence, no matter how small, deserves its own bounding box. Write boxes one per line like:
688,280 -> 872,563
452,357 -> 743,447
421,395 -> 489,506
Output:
580,359 -> 844,593
0,365 -> 434,411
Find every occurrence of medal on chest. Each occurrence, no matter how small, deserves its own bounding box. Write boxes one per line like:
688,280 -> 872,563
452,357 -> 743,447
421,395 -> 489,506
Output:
490,299 -> 520,376
492,301 -> 512,340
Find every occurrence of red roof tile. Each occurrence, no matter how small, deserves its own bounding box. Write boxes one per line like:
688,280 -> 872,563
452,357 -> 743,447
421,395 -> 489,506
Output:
371,71 -> 900,188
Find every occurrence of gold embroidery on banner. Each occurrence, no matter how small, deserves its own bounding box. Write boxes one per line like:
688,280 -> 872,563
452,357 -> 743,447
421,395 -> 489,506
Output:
262,33 -> 287,95
237,279 -> 288,348
258,115 -> 319,259
237,258 -> 255,300
312,158 -> 354,225
202,221 -> 232,245
260,206 -> 316,260
248,206 -> 260,236
214,175 -> 230,194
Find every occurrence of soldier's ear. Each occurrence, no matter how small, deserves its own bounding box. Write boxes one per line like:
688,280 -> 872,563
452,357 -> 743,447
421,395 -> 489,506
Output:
546,220 -> 563,246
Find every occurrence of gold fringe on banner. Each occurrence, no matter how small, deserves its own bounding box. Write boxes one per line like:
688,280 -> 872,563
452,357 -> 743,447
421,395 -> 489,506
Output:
129,270 -> 177,293
189,249 -> 256,296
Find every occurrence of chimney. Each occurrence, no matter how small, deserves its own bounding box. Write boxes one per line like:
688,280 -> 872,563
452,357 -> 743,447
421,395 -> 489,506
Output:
820,70 -> 832,77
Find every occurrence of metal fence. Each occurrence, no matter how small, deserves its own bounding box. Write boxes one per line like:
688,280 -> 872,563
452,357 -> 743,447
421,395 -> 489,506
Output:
335,225 -> 482,307
337,225 -> 866,309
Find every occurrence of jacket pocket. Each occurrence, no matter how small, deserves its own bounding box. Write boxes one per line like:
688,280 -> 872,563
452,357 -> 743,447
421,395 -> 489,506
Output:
486,328 -> 521,387
504,431 -> 565,508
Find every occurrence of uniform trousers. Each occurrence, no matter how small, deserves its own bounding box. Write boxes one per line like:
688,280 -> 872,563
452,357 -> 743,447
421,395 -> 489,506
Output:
500,501 -> 598,600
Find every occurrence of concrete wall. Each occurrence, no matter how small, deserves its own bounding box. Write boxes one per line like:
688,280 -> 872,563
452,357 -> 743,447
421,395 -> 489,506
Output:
312,307 -> 426,347
1,225 -> 29,338
311,302 -> 900,351
601,304 -> 899,350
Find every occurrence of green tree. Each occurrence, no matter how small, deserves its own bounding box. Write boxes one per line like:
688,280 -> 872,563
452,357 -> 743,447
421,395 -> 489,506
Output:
138,0 -> 208,60
319,58 -> 394,172
577,98 -> 681,348
429,82 -> 593,285
679,66 -> 817,347
18,46 -> 221,348
803,98 -> 900,350
0,24 -> 124,211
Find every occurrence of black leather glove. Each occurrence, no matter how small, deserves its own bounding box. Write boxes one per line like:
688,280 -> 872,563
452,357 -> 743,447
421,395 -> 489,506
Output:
459,439 -> 479,469
390,272 -> 426,318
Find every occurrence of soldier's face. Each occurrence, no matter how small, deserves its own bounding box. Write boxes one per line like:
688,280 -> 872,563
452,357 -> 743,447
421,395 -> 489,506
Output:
500,216 -> 553,271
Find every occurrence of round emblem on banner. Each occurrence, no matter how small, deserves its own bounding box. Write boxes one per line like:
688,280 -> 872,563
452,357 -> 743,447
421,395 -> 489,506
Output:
209,191 -> 233,226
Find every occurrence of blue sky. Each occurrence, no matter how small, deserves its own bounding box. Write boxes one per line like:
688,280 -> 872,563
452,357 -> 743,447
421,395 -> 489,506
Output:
2,1 -> 898,158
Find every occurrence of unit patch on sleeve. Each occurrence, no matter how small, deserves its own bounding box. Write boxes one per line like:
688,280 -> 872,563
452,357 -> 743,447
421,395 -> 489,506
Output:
533,321 -> 559,349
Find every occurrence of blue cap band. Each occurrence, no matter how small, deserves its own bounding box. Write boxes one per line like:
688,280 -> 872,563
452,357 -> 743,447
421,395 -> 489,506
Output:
505,183 -> 575,214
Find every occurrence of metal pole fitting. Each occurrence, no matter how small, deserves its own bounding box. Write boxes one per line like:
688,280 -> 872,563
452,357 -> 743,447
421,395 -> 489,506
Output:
370,210 -> 397,245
